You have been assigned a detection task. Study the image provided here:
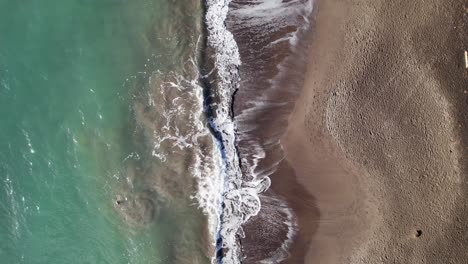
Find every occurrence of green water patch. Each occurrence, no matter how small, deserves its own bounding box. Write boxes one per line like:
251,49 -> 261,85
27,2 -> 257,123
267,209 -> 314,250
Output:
0,0 -> 204,263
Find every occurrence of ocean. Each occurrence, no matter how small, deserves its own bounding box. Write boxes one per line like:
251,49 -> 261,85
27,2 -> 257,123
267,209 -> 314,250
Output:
0,0 -> 313,263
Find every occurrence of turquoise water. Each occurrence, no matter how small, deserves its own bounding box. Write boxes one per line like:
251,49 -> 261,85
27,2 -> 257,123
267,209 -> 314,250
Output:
0,0 -> 205,263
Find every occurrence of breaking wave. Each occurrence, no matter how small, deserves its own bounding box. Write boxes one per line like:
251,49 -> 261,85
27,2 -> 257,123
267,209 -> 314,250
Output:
204,0 -> 272,263
116,0 -> 313,263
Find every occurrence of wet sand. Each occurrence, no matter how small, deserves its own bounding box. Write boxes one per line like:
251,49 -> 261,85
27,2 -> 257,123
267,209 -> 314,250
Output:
282,0 -> 468,263
225,1 -> 318,262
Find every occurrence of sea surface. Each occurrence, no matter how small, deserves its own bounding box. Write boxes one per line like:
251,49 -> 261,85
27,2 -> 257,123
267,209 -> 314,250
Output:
0,0 -> 208,263
0,0 -> 313,263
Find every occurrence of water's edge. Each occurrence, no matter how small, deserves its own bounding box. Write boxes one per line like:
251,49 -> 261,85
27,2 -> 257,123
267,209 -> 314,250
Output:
202,0 -> 270,263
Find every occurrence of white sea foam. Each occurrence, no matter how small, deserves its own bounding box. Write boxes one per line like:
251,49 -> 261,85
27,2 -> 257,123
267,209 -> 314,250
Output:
203,0 -> 317,262
4,175 -> 22,239
135,0 -> 313,262
230,0 -> 314,118
205,0 -> 274,263
139,49 -> 226,242
231,0 -> 311,20
22,130 -> 35,154
230,0 -> 313,47
257,194 -> 298,264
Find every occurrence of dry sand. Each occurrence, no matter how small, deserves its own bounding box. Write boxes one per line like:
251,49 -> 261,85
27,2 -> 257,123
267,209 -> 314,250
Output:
282,0 -> 468,263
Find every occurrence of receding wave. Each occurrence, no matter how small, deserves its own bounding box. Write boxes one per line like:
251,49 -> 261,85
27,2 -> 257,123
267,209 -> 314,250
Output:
226,0 -> 314,263
204,0 -> 271,263
113,0 -> 313,263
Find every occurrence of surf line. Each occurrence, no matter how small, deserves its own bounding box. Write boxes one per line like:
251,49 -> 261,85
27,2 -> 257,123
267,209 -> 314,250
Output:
200,0 -> 243,260
200,0 -> 270,263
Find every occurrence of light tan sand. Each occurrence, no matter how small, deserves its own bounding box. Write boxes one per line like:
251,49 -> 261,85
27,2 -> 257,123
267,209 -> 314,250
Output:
282,0 -> 468,263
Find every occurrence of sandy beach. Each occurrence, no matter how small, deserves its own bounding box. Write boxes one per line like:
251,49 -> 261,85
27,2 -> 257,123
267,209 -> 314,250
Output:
281,0 -> 468,263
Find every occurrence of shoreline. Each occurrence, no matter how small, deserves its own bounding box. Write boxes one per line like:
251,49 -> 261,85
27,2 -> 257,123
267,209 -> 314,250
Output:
225,0 -> 316,262
281,0 -> 468,263
280,1 -> 374,262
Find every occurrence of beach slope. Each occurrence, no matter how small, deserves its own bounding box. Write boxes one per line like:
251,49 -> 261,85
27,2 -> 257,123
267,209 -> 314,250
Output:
283,0 -> 468,263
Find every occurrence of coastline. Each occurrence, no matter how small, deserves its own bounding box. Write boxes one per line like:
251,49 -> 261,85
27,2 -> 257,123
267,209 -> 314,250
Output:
281,0 -> 468,263
224,0 -> 316,262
